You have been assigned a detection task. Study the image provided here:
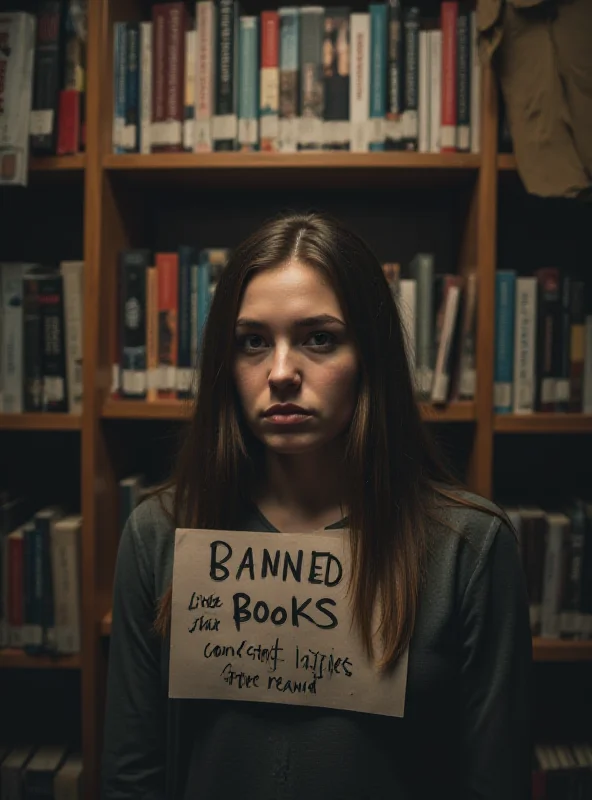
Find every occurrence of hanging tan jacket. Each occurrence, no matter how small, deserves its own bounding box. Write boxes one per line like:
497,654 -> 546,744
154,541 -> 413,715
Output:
478,0 -> 592,199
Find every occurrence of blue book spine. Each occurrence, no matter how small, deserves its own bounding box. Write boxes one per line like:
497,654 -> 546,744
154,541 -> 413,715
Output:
369,4 -> 386,151
113,22 -> 127,154
197,252 -> 212,355
190,264 -> 199,383
278,7 -> 300,152
177,246 -> 197,397
494,270 -> 516,413
238,16 -> 260,151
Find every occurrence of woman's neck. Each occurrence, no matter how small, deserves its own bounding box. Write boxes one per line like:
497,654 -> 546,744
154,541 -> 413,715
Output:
255,444 -> 346,533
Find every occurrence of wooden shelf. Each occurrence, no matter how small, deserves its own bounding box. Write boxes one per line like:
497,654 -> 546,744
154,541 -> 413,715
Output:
497,153 -> 517,170
0,648 -> 81,669
29,154 -> 85,171
102,398 -> 476,423
0,413 -> 82,431
494,413 -> 592,434
533,639 -> 592,662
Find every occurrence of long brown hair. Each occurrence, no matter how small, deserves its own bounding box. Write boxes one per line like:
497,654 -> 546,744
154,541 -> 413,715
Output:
153,211 -> 500,669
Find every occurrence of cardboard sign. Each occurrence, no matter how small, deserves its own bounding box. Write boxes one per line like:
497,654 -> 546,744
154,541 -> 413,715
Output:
169,528 -> 409,717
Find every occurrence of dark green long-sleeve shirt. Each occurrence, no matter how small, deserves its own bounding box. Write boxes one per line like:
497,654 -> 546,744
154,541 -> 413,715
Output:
101,490 -> 533,800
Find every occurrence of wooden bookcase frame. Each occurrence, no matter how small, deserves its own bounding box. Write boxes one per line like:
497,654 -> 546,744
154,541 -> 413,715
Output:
1,1 -> 591,796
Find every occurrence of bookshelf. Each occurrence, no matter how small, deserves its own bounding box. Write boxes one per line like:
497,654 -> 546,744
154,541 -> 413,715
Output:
0,0 -> 590,797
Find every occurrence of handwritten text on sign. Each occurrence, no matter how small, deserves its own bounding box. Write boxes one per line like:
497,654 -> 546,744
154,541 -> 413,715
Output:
169,529 -> 408,717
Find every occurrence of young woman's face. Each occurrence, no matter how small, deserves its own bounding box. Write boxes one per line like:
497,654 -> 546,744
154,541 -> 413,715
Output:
233,260 -> 359,456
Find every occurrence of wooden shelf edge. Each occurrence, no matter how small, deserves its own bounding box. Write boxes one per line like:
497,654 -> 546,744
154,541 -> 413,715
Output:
0,649 -> 81,669
102,398 -> 475,423
103,152 -> 481,171
29,154 -> 86,171
497,153 -> 516,171
0,413 -> 82,431
494,413 -> 592,434
533,638 -> 592,662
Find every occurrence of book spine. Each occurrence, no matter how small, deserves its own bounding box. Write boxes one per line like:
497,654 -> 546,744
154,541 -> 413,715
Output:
156,253 -> 179,398
60,261 -> 84,415
35,512 -> 57,652
384,0 -> 403,150
417,29 -> 430,153
512,276 -> 538,414
150,4 -> 167,152
431,280 -> 462,403
456,4 -> 470,152
30,1 -> 65,155
278,7 -> 300,153
401,6 -> 419,150
541,515 -> 568,639
469,10 -> 481,154
494,270 -> 516,413
534,267 -> 560,412
22,275 -> 44,412
120,250 -> 150,399
238,16 -> 259,151
322,7 -> 350,151
146,266 -> 158,401
440,1 -> 458,153
163,2 -> 186,152
51,518 -> 82,654
409,254 -> 434,398
122,22 -> 139,152
568,280 -> 585,412
429,30 -> 442,153
299,6 -> 324,151
260,11 -> 279,151
112,22 -> 126,153
0,264 -> 26,413
213,0 -> 239,150
190,263 -> 199,384
349,13 -> 369,153
184,25 -> 196,150
368,3 -> 386,151
140,22 -> 152,153
57,88 -> 80,154
8,531 -> 24,648
24,521 -> 43,652
555,274 -> 571,411
177,246 -> 197,397
39,274 -> 68,412
195,0 -> 215,152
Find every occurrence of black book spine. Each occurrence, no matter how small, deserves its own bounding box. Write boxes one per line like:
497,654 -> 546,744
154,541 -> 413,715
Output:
120,249 -> 151,398
555,274 -> 571,412
385,0 -> 403,150
456,4 -> 471,152
30,1 -> 66,155
39,274 -> 68,412
214,0 -> 239,150
401,6 -> 419,151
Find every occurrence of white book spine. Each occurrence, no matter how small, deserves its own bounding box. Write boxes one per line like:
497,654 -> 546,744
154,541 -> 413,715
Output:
140,22 -> 153,154
431,285 -> 461,403
418,30 -> 430,153
60,261 -> 84,415
469,11 -> 481,154
0,263 -> 27,413
195,1 -> 215,152
429,30 -> 441,153
349,13 -> 370,153
184,28 -> 197,150
397,278 -> 417,378
51,517 -> 82,654
583,316 -> 592,413
512,277 -> 537,414
541,514 -> 569,639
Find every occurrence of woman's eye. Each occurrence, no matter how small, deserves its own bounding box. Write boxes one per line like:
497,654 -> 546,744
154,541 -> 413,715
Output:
239,334 -> 267,352
306,331 -> 336,350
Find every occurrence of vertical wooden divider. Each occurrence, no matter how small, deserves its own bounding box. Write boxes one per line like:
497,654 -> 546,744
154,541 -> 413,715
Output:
467,62 -> 499,498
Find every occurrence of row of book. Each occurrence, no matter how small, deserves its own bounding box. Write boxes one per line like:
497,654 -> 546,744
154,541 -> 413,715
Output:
112,247 -> 477,406
504,500 -> 592,641
0,261 -> 83,415
112,0 -> 481,155
494,270 -> 592,415
533,743 -> 592,799
0,3 -> 87,187
0,493 -> 81,655
0,745 -> 82,800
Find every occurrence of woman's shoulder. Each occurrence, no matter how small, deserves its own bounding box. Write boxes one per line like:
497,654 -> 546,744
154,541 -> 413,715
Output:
121,486 -> 177,585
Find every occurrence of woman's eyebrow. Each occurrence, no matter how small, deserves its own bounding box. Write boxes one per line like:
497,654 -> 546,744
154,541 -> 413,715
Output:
235,314 -> 346,328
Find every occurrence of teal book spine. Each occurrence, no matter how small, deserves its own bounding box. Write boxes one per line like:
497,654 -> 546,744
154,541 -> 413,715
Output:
369,4 -> 386,151
238,16 -> 260,151
494,270 -> 516,413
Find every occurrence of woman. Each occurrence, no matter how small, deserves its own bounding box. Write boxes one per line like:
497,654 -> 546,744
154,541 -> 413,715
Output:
101,212 -> 532,800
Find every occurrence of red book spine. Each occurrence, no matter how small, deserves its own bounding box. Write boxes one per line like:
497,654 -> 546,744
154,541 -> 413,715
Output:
164,2 -> 186,152
260,11 -> 279,152
151,4 -> 168,152
156,253 -> 179,399
440,1 -> 458,153
57,89 -> 80,154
